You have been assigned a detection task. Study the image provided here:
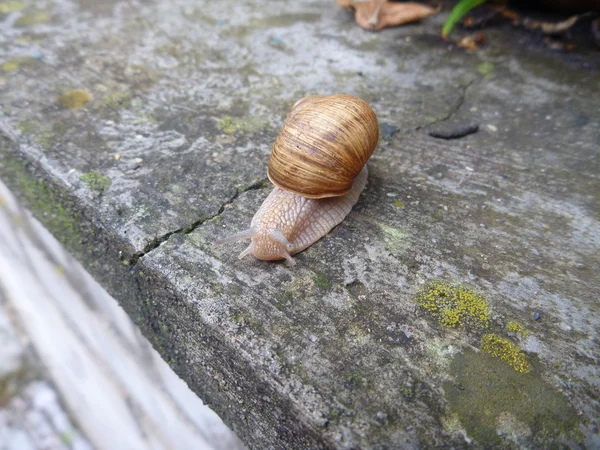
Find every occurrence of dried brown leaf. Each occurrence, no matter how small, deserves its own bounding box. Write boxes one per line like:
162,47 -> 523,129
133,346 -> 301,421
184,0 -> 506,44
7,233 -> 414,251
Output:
523,14 -> 580,34
340,0 -> 438,31
456,32 -> 486,51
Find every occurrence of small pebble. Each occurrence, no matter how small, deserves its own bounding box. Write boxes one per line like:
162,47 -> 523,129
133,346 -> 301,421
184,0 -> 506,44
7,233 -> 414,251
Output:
533,312 -> 542,321
428,123 -> 479,140
131,157 -> 143,170
481,263 -> 490,271
486,124 -> 498,132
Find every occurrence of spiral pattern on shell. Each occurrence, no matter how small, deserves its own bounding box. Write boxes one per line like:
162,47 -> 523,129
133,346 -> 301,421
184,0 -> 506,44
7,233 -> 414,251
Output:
267,94 -> 379,199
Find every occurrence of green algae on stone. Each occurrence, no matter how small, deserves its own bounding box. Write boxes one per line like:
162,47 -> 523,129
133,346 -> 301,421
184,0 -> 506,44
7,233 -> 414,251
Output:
217,115 -> 269,135
101,91 -> 131,109
0,1 -> 26,14
57,89 -> 93,109
15,9 -> 50,26
344,372 -> 364,389
392,199 -> 405,208
379,223 -> 410,257
477,62 -> 494,76
2,60 -> 20,72
314,273 -> 331,290
0,152 -> 83,252
416,281 -> 489,329
481,333 -> 530,373
506,320 -> 530,337
444,351 -> 580,447
80,172 -> 110,194
217,116 -> 237,134
59,432 -> 74,446
17,120 -> 56,150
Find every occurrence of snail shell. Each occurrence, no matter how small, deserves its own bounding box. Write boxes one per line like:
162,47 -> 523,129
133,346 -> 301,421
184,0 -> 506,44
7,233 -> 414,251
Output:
212,94 -> 378,264
268,94 -> 378,199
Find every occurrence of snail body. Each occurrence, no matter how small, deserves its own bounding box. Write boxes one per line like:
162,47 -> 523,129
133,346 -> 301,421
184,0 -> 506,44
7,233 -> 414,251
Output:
212,167 -> 368,265
212,94 -> 378,265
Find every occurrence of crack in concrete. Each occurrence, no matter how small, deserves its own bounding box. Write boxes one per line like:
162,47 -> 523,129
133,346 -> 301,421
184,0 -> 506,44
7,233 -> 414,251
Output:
415,79 -> 476,131
130,178 -> 268,265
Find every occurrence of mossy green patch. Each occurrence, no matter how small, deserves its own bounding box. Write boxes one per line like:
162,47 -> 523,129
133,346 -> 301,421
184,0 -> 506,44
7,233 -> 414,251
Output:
445,351 -> 580,447
57,89 -> 93,109
17,120 -> 67,151
344,372 -> 364,389
230,310 -> 264,334
392,199 -> 405,208
314,273 -> 331,289
15,9 -> 49,26
101,91 -> 131,109
0,1 -> 26,14
481,333 -> 530,373
80,172 -> 110,194
506,320 -> 529,337
2,60 -> 20,72
217,115 -> 269,135
275,275 -> 315,308
59,432 -> 73,446
477,62 -> 494,76
416,281 -> 489,329
379,223 -> 410,257
217,116 -> 236,134
0,151 -> 84,252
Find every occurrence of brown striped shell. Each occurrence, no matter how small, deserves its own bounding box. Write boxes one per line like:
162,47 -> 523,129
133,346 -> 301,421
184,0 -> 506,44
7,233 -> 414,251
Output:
267,94 -> 379,199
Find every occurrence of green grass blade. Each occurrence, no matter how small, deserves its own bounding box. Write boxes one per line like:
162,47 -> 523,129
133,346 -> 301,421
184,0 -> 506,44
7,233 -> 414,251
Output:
442,0 -> 488,38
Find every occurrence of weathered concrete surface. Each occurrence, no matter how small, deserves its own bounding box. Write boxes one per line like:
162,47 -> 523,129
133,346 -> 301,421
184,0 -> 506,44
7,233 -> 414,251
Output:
1,0 -> 599,448
0,179 -> 246,450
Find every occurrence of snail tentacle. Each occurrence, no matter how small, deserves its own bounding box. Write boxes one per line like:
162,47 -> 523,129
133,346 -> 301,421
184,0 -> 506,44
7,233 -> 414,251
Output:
270,229 -> 293,251
282,251 -> 296,266
238,243 -> 255,260
211,227 -> 258,248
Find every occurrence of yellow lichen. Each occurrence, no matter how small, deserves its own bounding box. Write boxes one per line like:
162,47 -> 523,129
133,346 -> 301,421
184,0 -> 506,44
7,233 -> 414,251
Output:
217,115 -> 269,135
416,282 -> 490,329
0,1 -> 26,14
506,320 -> 529,337
2,60 -> 20,72
57,89 -> 93,109
218,116 -> 236,134
481,333 -> 531,373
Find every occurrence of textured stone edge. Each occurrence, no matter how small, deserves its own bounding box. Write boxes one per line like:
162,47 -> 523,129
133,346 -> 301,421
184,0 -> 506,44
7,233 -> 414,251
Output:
0,131 -> 330,449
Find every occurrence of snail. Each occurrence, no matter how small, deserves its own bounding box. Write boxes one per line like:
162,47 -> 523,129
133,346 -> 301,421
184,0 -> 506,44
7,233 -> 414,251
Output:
212,94 -> 378,265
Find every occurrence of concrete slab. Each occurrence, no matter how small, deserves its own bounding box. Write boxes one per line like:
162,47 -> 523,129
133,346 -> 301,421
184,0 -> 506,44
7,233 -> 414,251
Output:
1,0 -> 599,448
